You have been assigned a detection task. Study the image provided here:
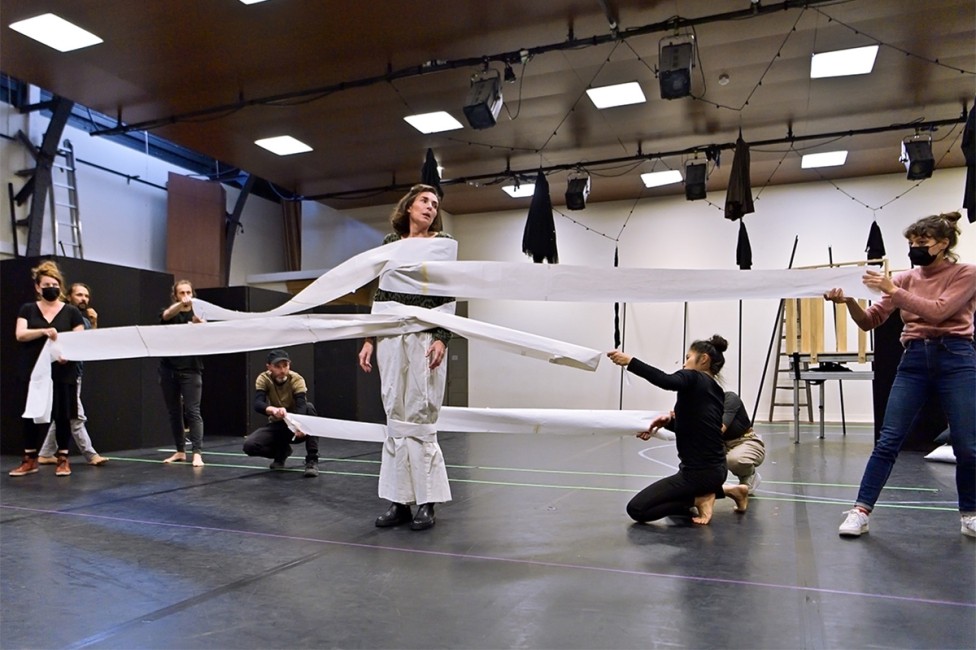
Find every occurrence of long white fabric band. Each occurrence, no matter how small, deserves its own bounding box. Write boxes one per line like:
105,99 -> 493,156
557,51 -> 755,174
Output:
284,407 -> 670,443
378,261 -> 878,302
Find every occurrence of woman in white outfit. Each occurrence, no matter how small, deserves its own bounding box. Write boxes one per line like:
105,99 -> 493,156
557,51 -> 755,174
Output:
358,184 -> 454,531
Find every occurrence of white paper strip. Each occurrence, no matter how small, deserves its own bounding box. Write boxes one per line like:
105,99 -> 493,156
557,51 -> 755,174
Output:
191,237 -> 459,321
379,261 -> 879,302
285,407 -> 670,442
25,308 -> 602,420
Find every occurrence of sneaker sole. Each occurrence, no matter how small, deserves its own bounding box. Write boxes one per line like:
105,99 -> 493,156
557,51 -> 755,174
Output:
839,527 -> 868,537
962,526 -> 976,538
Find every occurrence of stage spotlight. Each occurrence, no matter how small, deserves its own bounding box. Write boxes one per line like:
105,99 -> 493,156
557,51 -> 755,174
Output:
659,39 -> 694,100
684,161 -> 707,200
565,173 -> 591,210
900,135 -> 934,180
463,70 -> 503,130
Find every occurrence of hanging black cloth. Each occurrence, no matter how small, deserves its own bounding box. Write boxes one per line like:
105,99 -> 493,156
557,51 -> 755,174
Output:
420,148 -> 444,198
522,171 -> 558,263
725,135 -> 754,221
736,220 -> 753,270
865,220 -> 886,265
962,102 -> 975,223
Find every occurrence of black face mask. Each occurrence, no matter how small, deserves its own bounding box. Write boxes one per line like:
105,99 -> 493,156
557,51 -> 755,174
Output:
41,286 -> 60,301
908,245 -> 937,267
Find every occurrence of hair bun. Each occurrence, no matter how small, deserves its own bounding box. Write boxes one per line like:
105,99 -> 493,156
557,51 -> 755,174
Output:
708,334 -> 729,353
940,211 -> 962,224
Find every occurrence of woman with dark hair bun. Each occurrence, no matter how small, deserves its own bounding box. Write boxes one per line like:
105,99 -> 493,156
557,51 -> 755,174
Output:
825,211 -> 975,538
608,334 -> 749,525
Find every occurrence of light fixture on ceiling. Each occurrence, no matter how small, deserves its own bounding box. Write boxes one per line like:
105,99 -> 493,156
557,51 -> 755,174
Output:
565,172 -> 591,210
900,134 -> 934,180
810,45 -> 879,79
9,13 -> 103,52
463,69 -> 503,130
403,111 -> 464,134
239,0 -> 271,4
801,150 -> 849,169
640,169 -> 683,188
585,82 -> 646,109
658,36 -> 695,100
502,182 -> 536,198
254,135 -> 313,156
684,161 -> 707,200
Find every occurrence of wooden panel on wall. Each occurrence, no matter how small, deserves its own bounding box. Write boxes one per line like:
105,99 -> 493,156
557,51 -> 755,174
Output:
166,172 -> 226,289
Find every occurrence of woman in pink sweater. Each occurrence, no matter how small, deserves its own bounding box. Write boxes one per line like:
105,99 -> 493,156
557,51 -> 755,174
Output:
825,211 -> 975,539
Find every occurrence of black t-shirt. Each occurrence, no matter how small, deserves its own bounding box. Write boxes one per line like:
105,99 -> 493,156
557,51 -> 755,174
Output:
625,358 -> 727,470
722,391 -> 753,441
17,301 -> 85,382
159,308 -> 204,372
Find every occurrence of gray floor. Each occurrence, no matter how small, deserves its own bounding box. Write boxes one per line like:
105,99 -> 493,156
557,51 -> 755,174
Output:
2,422 -> 974,650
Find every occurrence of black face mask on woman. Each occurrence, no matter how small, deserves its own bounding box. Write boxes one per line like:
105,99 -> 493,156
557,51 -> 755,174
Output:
908,245 -> 938,267
40,286 -> 61,301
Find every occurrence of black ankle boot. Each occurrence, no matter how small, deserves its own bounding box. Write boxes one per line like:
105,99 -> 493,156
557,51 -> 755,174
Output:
375,502 -> 412,527
410,503 -> 436,530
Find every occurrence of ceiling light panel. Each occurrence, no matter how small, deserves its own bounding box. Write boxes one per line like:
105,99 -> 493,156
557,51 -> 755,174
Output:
254,136 -> 313,156
502,183 -> 536,198
404,112 -> 464,134
586,82 -> 646,109
9,13 -> 103,52
801,150 -> 849,168
640,170 -> 683,188
810,45 -> 879,78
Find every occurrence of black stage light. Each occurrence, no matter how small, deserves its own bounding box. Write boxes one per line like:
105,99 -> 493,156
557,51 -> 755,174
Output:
684,162 -> 707,200
565,174 -> 591,210
900,136 -> 934,180
463,72 -> 503,130
659,41 -> 693,100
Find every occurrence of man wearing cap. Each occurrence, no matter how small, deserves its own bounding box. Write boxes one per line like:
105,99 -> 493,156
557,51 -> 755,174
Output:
243,349 -> 319,477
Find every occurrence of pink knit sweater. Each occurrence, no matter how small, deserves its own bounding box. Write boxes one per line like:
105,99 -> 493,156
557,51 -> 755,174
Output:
859,260 -> 976,342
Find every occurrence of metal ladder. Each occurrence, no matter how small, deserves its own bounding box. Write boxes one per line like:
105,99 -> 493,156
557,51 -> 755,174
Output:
49,139 -> 84,258
767,300 -> 813,422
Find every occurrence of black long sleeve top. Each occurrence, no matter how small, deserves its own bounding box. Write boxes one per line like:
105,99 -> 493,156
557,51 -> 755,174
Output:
625,358 -> 727,470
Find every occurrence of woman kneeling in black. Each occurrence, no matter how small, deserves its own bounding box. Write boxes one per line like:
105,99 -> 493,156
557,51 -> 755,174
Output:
607,335 -> 748,525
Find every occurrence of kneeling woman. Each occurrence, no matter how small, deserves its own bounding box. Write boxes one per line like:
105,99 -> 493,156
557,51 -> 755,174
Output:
607,335 -> 748,525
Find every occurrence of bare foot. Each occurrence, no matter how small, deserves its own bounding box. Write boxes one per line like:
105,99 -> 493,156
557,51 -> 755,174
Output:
725,484 -> 749,512
692,494 -> 716,525
163,452 -> 186,463
192,453 -> 205,467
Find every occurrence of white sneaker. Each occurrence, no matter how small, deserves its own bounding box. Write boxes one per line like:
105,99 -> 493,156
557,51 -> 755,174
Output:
742,472 -> 761,495
839,509 -> 870,537
961,515 -> 976,538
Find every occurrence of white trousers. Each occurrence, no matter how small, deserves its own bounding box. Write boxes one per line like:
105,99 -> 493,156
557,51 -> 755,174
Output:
376,332 -> 452,505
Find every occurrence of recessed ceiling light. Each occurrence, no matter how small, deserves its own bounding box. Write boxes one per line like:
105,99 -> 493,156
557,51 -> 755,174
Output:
586,82 -> 646,109
239,0 -> 271,4
801,150 -> 848,168
9,13 -> 103,52
502,183 -> 536,198
810,45 -> 879,78
404,112 -> 464,134
640,169 -> 683,188
254,135 -> 313,156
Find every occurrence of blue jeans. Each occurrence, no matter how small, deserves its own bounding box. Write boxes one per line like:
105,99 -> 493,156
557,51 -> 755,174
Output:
856,337 -> 976,513
158,366 -> 204,453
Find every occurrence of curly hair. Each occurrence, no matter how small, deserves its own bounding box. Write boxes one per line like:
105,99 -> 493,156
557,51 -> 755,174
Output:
903,211 -> 962,263
31,260 -> 65,301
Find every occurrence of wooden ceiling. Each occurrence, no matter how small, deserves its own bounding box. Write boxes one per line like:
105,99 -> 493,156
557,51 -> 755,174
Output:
2,0 -> 973,215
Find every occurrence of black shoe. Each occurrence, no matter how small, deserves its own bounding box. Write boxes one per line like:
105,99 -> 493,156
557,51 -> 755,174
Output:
375,503 -> 412,527
269,459 -> 286,470
410,503 -> 436,531
303,461 -> 319,478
